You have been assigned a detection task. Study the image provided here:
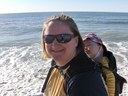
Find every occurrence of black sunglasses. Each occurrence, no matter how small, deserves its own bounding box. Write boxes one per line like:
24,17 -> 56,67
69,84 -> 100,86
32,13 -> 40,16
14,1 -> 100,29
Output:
43,34 -> 75,44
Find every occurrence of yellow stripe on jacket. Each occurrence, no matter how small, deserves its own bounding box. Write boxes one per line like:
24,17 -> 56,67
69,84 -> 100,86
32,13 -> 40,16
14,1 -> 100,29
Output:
44,68 -> 66,96
100,57 -> 115,96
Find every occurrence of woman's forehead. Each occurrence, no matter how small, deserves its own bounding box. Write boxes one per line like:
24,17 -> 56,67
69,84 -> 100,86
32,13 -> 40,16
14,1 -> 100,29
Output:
45,21 -> 72,34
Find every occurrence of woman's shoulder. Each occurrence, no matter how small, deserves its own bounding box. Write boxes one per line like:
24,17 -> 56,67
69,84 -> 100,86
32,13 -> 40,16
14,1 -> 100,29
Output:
66,72 -> 108,96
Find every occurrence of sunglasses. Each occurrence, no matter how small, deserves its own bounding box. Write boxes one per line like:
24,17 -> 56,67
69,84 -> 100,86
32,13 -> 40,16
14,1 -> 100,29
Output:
43,34 -> 75,44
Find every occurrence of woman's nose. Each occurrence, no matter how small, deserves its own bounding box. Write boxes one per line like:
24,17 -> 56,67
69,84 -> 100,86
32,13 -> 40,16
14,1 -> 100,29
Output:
51,39 -> 60,48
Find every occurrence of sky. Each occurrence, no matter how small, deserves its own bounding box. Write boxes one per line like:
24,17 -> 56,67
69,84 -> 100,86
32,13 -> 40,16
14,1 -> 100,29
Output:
0,0 -> 128,14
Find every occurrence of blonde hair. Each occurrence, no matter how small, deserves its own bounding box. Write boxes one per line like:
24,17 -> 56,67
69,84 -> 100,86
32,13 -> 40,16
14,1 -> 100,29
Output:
42,14 -> 84,59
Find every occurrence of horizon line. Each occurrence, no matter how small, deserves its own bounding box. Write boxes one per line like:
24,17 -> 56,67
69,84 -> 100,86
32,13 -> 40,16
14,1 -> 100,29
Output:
0,11 -> 128,15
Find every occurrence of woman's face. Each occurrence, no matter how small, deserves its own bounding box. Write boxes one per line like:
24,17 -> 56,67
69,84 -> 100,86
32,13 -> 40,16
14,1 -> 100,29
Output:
43,21 -> 78,66
84,39 -> 100,59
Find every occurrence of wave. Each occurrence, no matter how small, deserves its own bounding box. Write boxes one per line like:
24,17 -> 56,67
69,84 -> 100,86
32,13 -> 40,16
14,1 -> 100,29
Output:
76,19 -> 128,25
0,44 -> 51,95
99,20 -> 128,24
0,43 -> 128,95
105,42 -> 128,63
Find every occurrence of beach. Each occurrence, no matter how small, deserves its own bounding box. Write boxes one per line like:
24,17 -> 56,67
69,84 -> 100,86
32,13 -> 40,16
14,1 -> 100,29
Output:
0,12 -> 128,96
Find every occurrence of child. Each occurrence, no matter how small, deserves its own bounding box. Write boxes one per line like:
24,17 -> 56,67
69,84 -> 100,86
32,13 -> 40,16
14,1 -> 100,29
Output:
83,33 -> 117,96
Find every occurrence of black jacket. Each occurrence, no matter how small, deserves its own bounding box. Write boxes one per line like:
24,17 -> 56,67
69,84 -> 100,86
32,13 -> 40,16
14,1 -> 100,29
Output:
42,50 -> 108,96
63,50 -> 108,96
104,50 -> 117,72
104,50 -> 127,96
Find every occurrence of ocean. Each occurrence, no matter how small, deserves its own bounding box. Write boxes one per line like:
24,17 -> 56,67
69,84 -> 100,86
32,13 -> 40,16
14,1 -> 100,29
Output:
0,12 -> 128,96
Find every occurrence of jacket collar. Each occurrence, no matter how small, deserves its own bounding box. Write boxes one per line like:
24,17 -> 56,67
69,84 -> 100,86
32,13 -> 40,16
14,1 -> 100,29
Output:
64,50 -> 96,75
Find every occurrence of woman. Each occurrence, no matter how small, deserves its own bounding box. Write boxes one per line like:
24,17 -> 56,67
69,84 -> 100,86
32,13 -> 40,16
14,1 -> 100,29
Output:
83,33 -> 124,96
41,15 -> 108,96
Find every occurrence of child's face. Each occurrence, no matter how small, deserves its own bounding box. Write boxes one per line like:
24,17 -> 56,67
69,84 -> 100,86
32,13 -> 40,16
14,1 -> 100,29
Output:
84,39 -> 101,59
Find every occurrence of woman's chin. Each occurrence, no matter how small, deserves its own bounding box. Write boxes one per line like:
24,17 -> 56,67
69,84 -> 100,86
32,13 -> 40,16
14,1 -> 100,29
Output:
53,56 -> 62,62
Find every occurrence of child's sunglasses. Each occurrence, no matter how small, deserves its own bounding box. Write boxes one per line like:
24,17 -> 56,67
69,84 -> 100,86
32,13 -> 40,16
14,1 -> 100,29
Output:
43,34 -> 75,44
